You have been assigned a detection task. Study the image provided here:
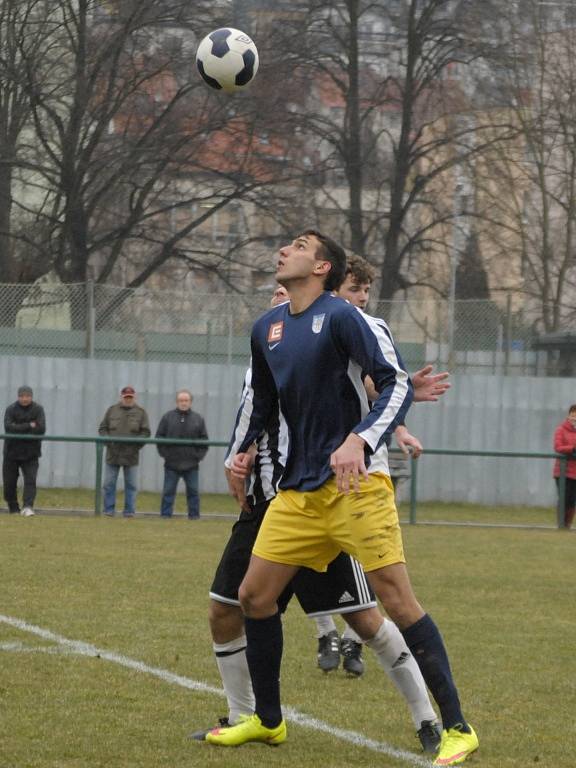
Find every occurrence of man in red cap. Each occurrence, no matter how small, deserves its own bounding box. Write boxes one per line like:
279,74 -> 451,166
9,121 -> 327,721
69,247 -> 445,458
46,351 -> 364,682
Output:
98,387 -> 150,517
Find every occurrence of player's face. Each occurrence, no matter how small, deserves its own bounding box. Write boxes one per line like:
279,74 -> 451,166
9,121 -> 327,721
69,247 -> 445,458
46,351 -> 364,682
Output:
569,410 -> 576,426
18,393 -> 32,407
337,275 -> 371,309
276,235 -> 328,285
270,286 -> 289,306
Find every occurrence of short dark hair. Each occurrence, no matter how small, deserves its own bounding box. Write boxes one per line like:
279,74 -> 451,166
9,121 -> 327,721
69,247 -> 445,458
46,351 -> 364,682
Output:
299,229 -> 347,291
569,404 -> 576,414
345,254 -> 375,285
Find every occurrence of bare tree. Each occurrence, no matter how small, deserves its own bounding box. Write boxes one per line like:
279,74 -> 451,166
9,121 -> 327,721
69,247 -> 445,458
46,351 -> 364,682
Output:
471,1 -> 576,333
258,0 -> 512,300
0,0 -> 54,288
0,0 -> 304,325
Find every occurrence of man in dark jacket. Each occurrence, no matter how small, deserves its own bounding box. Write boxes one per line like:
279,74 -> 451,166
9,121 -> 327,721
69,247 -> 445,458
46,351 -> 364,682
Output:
3,385 -> 46,517
155,389 -> 208,519
98,386 -> 151,517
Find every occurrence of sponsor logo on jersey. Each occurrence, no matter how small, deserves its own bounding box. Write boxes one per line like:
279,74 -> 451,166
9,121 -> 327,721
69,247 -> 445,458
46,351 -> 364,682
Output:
267,321 -> 284,347
312,313 -> 325,334
338,590 -> 354,603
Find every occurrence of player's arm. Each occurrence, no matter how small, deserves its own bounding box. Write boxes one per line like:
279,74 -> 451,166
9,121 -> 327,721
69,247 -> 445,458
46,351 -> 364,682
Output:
224,370 -> 254,510
349,313 -> 413,447
411,365 -> 450,402
394,424 -> 422,458
225,445 -> 257,511
224,340 -> 275,507
330,433 -> 369,493
366,365 -> 448,404
231,337 -> 276,457
366,364 -> 447,460
363,374 -> 379,403
331,311 -> 413,492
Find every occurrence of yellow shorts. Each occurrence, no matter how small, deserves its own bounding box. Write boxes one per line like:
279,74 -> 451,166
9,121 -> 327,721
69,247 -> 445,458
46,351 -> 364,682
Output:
252,473 -> 405,573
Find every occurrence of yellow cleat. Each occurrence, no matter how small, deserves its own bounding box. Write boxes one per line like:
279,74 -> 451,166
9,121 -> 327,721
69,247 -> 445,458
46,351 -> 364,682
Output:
433,724 -> 479,766
205,713 -> 287,747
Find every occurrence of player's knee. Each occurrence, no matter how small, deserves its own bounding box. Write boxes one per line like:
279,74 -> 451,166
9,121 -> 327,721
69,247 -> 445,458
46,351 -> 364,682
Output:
238,582 -> 271,617
345,608 -> 383,640
208,599 -> 243,641
381,594 -> 417,627
208,599 -> 228,629
368,567 -> 422,628
238,582 -> 256,614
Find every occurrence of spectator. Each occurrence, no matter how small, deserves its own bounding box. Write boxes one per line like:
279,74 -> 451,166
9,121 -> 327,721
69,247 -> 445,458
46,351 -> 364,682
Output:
155,390 -> 208,519
98,386 -> 150,518
553,404 -> 576,529
2,385 -> 46,517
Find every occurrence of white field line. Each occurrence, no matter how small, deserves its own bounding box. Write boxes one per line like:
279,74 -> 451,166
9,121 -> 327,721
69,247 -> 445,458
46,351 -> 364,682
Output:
0,614 -> 432,768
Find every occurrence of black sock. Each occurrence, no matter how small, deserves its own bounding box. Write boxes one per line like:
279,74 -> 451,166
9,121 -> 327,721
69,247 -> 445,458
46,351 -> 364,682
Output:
245,613 -> 283,728
401,614 -> 469,732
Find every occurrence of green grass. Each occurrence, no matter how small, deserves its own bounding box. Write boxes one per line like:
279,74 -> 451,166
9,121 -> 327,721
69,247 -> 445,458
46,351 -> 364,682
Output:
3,487 -> 239,516
3,486 -> 559,528
0,512 -> 574,767
399,500 -> 557,527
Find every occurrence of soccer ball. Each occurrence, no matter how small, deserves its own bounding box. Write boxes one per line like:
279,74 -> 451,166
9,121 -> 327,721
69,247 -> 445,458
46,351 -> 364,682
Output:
196,28 -> 259,93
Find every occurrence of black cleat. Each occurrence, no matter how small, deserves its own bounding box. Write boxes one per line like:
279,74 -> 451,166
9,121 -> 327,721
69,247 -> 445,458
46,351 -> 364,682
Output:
317,630 -> 340,672
190,716 -> 229,741
340,637 -> 364,677
417,719 -> 442,754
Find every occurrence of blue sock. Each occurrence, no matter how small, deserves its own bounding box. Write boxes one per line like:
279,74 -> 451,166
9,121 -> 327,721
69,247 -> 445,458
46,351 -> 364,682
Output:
401,614 -> 469,732
245,613 -> 283,728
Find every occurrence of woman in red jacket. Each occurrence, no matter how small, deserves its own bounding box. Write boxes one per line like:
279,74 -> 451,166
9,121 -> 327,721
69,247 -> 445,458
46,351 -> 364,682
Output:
553,404 -> 576,529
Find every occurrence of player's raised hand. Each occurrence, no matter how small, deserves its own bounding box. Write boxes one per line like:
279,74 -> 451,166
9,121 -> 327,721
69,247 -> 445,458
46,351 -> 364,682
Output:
411,364 -> 450,402
330,433 -> 369,493
394,425 -> 423,458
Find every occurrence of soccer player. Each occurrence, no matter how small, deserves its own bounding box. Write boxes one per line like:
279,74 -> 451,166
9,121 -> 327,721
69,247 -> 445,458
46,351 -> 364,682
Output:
337,253 -> 373,309
193,289 -> 450,753
315,255 -> 431,677
206,230 -> 478,766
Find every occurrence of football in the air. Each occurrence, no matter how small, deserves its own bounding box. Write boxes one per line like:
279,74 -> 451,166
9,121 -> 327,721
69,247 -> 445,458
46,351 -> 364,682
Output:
196,28 -> 259,93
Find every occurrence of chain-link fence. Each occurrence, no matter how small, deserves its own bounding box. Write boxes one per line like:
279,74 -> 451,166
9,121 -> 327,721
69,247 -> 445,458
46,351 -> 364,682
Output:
0,281 -> 550,374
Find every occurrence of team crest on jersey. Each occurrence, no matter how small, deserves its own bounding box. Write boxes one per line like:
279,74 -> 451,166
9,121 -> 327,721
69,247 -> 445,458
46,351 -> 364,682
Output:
267,321 -> 284,345
312,313 -> 325,334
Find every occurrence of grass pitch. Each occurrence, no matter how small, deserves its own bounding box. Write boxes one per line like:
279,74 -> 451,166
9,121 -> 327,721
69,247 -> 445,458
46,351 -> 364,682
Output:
15,484 -> 561,528
0,510 -> 574,768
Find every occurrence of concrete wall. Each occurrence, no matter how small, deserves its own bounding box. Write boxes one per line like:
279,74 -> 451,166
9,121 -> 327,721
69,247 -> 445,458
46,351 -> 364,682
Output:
0,355 -> 569,506
0,355 -> 247,498
405,374 -> 569,507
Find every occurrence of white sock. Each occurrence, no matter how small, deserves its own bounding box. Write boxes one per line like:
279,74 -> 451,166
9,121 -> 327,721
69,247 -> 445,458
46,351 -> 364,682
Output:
365,619 -> 438,728
213,635 -> 255,724
312,614 -> 338,638
341,624 -> 363,644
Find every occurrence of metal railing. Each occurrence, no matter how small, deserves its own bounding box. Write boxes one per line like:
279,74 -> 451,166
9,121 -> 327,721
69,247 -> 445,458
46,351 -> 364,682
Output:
0,433 -> 227,516
405,447 -> 568,528
0,434 -> 570,527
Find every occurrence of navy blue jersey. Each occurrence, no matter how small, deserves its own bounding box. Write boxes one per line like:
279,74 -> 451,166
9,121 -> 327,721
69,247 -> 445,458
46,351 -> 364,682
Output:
229,291 -> 413,492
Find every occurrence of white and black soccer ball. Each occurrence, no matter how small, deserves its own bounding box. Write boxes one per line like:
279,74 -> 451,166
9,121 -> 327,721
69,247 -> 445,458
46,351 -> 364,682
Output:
196,28 -> 259,93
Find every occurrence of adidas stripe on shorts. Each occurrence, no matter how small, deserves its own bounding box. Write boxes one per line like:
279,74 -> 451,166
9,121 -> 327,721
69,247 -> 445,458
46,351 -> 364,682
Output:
209,500 -> 376,615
